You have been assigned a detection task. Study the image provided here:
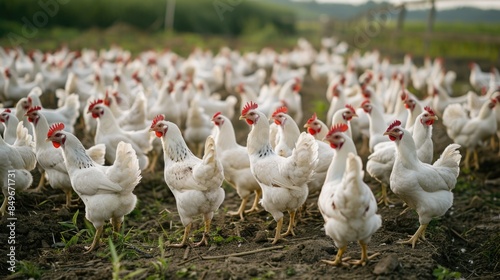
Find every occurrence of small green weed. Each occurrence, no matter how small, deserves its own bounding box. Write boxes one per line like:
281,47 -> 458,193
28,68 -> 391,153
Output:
432,265 -> 462,280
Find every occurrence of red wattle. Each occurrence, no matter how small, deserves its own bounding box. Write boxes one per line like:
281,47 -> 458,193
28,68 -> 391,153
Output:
155,131 -> 163,138
246,119 -> 254,125
389,135 -> 396,141
52,142 -> 61,148
308,128 -> 317,135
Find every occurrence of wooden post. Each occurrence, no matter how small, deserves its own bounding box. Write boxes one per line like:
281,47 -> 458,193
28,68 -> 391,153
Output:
424,0 -> 435,53
165,0 -> 176,32
397,4 -> 406,33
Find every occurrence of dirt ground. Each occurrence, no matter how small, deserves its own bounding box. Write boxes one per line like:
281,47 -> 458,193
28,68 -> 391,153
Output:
1,63 -> 499,280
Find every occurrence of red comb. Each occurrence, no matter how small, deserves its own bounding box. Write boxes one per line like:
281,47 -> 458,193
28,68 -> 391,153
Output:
151,114 -> 165,128
307,112 -> 317,124
424,106 -> 435,116
212,112 -> 222,119
26,106 -> 42,114
327,123 -> 349,137
241,101 -> 258,116
272,106 -> 288,118
361,99 -> 371,108
88,99 -> 104,111
3,108 -> 11,113
345,104 -> 355,114
47,123 -> 65,138
386,120 -> 402,132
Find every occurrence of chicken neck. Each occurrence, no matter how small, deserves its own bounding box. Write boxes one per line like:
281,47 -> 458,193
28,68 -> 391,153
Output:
394,131 -> 420,169
247,113 -> 274,156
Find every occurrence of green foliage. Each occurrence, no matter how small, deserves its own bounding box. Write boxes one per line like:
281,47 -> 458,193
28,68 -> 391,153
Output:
12,261 -> 43,279
0,0 -> 295,38
58,209 -> 93,248
109,239 -> 147,280
176,265 -> 198,279
432,265 -> 462,280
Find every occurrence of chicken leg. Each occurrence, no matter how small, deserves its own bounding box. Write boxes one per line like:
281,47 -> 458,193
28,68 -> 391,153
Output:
84,225 -> 103,253
321,246 -> 349,266
397,223 -> 428,248
30,171 -> 47,193
348,240 -> 380,266
245,189 -> 261,213
194,215 -> 211,247
378,184 -> 396,206
463,149 -> 471,170
111,217 -> 123,234
282,210 -> 297,237
228,197 -> 248,221
270,217 -> 284,244
64,190 -> 79,208
144,150 -> 160,174
473,149 -> 480,170
169,223 -> 192,248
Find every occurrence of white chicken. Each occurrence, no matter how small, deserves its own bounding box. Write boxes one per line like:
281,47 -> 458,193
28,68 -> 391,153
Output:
271,106 -> 300,157
385,120 -> 461,248
0,122 -> 36,216
303,112 -> 329,141
26,106 -> 106,208
150,115 -> 225,247
321,153 -> 381,266
212,112 -> 261,220
46,123 -> 140,253
239,102 -> 318,244
1,108 -> 19,144
88,99 -> 154,170
442,98 -> 497,170
367,107 -> 438,206
184,99 -> 214,157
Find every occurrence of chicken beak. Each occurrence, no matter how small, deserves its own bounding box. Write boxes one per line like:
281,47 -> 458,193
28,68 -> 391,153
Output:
45,137 -> 51,142
431,115 -> 439,121
148,128 -> 154,132
239,115 -> 245,120
303,123 -> 310,128
383,131 -> 391,136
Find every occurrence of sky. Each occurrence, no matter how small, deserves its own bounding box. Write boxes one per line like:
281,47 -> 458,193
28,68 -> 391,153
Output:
314,0 -> 500,10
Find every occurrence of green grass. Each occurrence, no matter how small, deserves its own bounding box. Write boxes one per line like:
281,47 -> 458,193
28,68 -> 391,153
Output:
1,19 -> 498,62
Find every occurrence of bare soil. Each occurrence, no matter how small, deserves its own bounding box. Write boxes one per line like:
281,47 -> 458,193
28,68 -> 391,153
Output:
1,69 -> 499,280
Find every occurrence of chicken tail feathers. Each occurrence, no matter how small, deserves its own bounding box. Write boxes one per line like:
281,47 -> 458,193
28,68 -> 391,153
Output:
86,143 -> 106,165
289,132 -> 319,184
14,121 -> 35,150
108,141 -> 142,193
202,135 -> 216,165
433,143 -> 461,184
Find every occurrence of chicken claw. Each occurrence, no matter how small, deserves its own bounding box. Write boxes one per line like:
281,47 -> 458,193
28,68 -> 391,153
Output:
347,241 -> 380,266
377,184 -> 396,206
84,226 -> 103,254
321,246 -> 350,267
397,224 -> 428,248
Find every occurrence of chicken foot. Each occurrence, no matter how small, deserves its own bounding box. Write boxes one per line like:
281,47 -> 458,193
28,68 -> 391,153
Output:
377,184 -> 396,206
397,223 -> 428,248
84,225 -> 103,253
194,217 -> 211,247
463,149 -> 471,170
321,246 -> 350,267
29,171 -> 47,193
281,210 -> 297,238
169,223 -> 192,248
245,189 -> 261,213
228,197 -> 248,221
348,240 -> 380,266
269,218 -> 284,244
